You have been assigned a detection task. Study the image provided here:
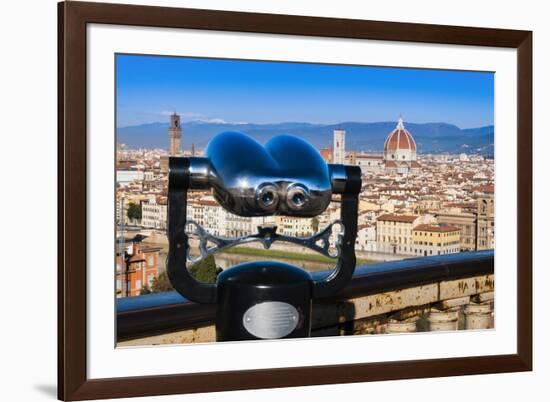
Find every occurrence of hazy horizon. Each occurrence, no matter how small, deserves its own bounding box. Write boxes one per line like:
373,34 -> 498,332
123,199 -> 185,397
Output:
117,118 -> 495,131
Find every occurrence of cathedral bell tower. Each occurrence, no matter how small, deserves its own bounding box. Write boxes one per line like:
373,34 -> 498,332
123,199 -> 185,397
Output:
168,112 -> 182,156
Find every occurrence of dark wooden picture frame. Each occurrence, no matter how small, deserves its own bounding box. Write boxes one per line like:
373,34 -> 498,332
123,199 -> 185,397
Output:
58,1 -> 532,400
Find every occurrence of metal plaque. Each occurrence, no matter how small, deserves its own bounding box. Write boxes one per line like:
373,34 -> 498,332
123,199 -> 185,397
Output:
242,301 -> 299,339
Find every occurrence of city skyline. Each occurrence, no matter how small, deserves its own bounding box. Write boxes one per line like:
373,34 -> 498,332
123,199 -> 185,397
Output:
116,54 -> 494,129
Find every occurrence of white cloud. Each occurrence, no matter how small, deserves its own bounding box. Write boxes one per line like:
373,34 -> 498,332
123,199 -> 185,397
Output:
157,111 -> 246,125
199,118 -> 227,124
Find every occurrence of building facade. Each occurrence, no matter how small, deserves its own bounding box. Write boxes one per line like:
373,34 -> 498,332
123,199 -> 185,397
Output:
354,154 -> 385,174
116,239 -> 161,297
356,224 -> 377,252
187,196 -> 272,238
412,224 -> 461,257
116,169 -> 144,185
226,214 -> 271,237
436,194 -> 494,251
436,210 -> 477,251
141,199 -> 168,230
376,214 -> 421,255
189,197 -> 226,236
275,216 -> 316,238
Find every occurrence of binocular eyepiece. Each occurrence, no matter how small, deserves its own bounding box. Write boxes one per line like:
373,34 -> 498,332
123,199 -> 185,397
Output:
255,183 -> 280,212
177,131 -> 354,217
253,182 -> 312,214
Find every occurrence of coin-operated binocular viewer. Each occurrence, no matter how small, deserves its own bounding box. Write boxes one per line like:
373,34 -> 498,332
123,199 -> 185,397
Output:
167,131 -> 361,341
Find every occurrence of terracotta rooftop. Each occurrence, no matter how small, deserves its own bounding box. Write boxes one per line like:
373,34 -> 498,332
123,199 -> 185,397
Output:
197,199 -> 218,206
473,184 -> 495,194
356,154 -> 384,160
383,117 -> 417,152
117,162 -> 136,169
377,214 -> 418,223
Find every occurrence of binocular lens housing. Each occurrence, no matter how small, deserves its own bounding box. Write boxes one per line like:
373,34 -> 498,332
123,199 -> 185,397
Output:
286,184 -> 310,211
255,183 -> 279,212
255,182 -> 311,213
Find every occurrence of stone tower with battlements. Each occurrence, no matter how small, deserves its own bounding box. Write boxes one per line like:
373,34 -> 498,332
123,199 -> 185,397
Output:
168,112 -> 182,156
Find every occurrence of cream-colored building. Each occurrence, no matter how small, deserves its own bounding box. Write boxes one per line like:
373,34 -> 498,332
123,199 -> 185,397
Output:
275,216 -> 315,238
356,224 -> 377,252
141,199 -> 168,230
188,197 -> 226,236
376,213 -> 437,255
376,214 -> 421,255
359,199 -> 381,212
412,224 -> 461,257
436,194 -> 494,251
352,153 -> 385,174
188,196 -> 273,238
436,209 -> 477,251
226,214 -> 272,238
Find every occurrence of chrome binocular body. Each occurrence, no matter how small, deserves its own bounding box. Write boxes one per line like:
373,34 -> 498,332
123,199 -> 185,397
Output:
167,131 -> 361,341
186,131 -> 349,217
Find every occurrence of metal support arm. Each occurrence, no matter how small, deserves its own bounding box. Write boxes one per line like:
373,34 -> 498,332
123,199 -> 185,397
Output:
167,157 -> 218,304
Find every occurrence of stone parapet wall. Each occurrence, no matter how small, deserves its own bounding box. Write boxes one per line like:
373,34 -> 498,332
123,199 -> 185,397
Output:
118,274 -> 494,347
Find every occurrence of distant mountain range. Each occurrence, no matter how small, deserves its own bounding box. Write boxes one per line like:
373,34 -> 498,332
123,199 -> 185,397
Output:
117,121 -> 494,155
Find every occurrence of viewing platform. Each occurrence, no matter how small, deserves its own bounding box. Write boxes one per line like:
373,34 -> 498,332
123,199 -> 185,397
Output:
117,250 -> 494,345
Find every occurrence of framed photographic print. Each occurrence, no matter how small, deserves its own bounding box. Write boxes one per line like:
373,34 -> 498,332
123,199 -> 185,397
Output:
58,1 -> 532,400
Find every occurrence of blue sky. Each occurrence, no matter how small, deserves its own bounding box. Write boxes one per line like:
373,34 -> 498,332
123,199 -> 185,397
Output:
116,54 -> 494,129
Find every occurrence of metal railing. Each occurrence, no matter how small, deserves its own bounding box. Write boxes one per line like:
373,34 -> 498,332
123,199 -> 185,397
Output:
116,250 -> 493,341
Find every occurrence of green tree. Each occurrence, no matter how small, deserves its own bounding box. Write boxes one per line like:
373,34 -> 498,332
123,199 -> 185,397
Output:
150,256 -> 221,294
127,202 -> 142,220
139,284 -> 152,295
189,255 -> 222,283
151,272 -> 173,293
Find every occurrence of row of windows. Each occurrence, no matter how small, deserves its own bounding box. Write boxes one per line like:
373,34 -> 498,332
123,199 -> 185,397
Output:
281,231 -> 311,237
377,235 -> 460,247
413,240 -> 460,246
414,248 -> 460,256
414,232 -> 459,238
378,235 -> 410,244
381,221 -> 413,226
379,227 -> 412,235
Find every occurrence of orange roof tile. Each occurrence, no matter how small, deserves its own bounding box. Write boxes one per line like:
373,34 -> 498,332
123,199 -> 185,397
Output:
377,214 -> 418,223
